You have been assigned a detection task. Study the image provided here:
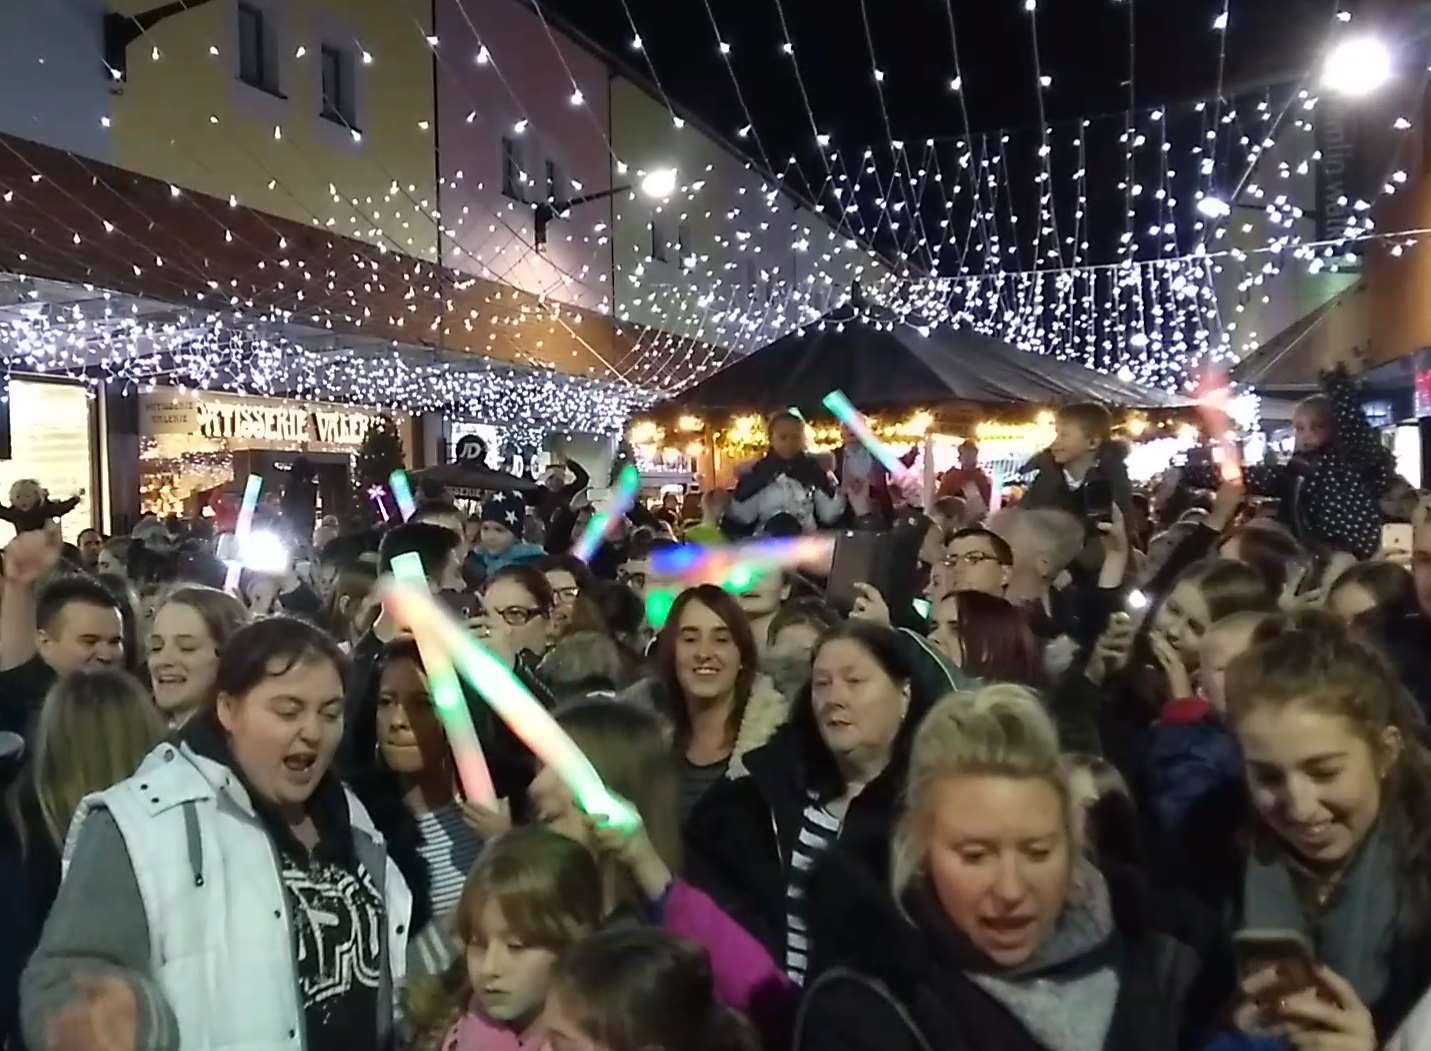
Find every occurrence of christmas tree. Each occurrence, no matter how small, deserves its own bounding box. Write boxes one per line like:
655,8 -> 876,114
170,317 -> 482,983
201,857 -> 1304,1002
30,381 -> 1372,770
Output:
353,415 -> 406,523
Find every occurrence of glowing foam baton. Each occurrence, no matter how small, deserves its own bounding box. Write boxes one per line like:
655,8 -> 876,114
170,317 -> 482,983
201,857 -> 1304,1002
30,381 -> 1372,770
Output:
223,474 -> 264,593
652,534 -> 836,589
389,470 -> 417,522
389,554 -> 496,807
382,578 -> 640,832
823,390 -> 914,483
572,463 -> 641,563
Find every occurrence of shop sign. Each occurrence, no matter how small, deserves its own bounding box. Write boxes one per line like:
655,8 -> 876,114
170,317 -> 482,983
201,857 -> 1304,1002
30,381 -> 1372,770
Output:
142,392 -> 385,451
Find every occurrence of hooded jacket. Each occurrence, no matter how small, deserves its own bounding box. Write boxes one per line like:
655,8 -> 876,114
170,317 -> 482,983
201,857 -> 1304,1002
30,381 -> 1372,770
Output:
21,725 -> 412,1051
795,854 -> 1231,1051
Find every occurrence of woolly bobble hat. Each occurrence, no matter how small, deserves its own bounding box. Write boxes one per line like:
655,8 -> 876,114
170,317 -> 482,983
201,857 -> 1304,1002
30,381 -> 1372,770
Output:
481,491 -> 526,533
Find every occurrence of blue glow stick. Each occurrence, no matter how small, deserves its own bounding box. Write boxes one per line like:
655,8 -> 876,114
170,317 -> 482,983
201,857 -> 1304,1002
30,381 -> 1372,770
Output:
389,470 -> 417,521
223,474 -> 263,593
823,389 -> 912,481
572,463 -> 640,563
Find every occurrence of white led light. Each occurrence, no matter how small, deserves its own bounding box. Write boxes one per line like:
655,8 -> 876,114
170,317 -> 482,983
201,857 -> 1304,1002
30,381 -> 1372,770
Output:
1196,196 -> 1231,218
1322,35 -> 1393,97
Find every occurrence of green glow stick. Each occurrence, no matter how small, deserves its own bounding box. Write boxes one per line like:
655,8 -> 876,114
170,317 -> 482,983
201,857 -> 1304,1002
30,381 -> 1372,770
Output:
385,577 -> 641,832
389,554 -> 496,806
389,470 -> 417,521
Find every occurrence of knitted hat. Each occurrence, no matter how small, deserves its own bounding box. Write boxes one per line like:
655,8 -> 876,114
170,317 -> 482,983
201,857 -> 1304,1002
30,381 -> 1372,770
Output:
481,491 -> 526,534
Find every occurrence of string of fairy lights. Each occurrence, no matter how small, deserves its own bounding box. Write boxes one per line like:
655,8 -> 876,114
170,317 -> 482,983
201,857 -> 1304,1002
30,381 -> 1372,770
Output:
0,0 -> 1424,422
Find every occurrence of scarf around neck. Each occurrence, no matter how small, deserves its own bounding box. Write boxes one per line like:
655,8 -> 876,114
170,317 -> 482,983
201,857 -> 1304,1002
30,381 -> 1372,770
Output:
1242,819 -> 1400,1010
910,858 -> 1120,1051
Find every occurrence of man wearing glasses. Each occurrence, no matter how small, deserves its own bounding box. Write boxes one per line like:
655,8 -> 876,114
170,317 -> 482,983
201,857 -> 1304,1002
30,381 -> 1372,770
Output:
943,527 -> 1013,598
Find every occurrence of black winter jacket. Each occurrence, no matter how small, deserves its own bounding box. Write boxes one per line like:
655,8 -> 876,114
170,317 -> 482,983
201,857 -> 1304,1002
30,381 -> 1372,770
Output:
795,855 -> 1233,1051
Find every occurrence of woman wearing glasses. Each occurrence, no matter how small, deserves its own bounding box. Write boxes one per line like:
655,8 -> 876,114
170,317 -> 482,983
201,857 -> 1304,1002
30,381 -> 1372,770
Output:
478,565 -> 555,668
537,553 -> 594,635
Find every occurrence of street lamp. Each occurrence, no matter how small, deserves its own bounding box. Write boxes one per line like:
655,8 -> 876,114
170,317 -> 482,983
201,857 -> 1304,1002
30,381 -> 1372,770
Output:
1322,35 -> 1393,98
534,167 -> 677,250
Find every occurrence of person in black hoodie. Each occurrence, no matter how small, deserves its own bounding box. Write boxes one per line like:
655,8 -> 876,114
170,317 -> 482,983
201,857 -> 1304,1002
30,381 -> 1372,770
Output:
684,620 -> 934,983
795,684 -> 1231,1051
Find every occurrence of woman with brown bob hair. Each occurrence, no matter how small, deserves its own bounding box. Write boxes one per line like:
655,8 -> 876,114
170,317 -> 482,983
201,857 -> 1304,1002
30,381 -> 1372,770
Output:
1226,610 -> 1431,1045
650,585 -> 787,821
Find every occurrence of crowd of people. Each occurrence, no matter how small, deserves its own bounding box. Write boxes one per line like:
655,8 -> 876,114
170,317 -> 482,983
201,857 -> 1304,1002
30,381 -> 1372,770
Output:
2,373 -> 1431,1051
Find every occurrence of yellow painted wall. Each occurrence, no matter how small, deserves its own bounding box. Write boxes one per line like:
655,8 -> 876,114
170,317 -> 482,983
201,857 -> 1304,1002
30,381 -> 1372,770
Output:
109,0 -> 437,260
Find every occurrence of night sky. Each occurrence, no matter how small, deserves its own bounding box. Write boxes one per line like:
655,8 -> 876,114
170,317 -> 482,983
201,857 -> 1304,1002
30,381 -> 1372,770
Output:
539,0 -> 1348,274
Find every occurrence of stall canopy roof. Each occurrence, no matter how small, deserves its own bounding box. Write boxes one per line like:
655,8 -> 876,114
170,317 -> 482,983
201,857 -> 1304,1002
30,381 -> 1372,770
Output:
663,306 -> 1188,414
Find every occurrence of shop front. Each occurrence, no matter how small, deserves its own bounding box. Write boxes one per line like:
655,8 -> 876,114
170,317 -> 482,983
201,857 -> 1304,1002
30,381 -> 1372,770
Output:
138,390 -> 408,520
0,376 -> 97,543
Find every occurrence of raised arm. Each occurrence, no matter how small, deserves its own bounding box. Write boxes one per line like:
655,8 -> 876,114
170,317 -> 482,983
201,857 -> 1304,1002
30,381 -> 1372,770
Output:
1,530 -> 60,671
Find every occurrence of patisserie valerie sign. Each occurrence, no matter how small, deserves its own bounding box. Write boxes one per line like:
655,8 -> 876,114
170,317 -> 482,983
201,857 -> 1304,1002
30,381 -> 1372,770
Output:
141,392 -> 390,453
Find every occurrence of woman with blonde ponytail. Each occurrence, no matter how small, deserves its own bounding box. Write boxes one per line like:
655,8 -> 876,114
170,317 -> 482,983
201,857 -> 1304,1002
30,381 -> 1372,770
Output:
796,684 -> 1230,1051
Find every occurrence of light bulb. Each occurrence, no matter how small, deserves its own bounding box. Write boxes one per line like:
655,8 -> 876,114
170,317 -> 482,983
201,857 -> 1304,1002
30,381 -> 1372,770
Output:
1322,35 -> 1393,97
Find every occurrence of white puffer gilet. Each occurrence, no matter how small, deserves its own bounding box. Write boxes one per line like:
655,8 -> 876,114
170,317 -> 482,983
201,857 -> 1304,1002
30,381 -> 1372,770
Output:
65,740 -> 412,1051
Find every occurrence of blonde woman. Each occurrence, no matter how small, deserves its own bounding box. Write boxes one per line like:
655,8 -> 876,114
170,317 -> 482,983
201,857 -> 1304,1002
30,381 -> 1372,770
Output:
2,669 -> 164,1049
796,685 -> 1230,1051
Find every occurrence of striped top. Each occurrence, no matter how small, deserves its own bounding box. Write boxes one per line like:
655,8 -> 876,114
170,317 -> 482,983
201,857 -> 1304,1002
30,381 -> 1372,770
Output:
783,792 -> 843,984
415,801 -> 483,918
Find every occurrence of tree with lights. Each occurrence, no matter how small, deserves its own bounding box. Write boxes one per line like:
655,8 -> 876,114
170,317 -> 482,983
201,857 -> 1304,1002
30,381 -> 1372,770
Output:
354,415 -> 406,522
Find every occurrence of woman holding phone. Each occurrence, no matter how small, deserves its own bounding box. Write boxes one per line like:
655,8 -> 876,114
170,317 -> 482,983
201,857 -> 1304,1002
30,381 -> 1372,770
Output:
1226,611 -> 1431,1047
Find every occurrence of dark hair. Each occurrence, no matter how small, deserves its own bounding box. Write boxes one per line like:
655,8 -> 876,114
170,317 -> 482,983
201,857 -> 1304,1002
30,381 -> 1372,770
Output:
1183,558 -> 1277,622
948,591 -> 1044,687
325,561 -> 378,644
1332,560 -> 1419,624
1056,402 -> 1112,444
37,575 -> 122,633
214,616 -> 349,700
412,500 -> 462,525
537,632 -> 631,698
378,522 -> 460,577
947,526 -> 1013,567
624,532 -> 655,564
552,928 -> 758,1051
1221,523 -> 1308,597
574,581 -> 646,638
483,563 -> 554,614
767,410 -> 802,435
793,621 -> 919,798
654,586 -> 757,754
537,553 -> 596,593
1227,610 -> 1431,934
766,597 -> 840,646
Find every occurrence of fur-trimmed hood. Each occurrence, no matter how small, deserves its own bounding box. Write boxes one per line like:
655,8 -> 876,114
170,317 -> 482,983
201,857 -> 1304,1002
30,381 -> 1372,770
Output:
726,673 -> 789,779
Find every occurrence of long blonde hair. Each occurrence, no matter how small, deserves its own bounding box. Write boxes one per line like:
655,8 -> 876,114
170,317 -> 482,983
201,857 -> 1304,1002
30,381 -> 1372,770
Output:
891,684 -> 1072,902
8,668 -> 165,854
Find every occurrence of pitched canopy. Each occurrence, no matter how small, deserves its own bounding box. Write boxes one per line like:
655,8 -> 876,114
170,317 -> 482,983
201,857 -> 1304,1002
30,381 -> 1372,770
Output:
665,310 -> 1186,414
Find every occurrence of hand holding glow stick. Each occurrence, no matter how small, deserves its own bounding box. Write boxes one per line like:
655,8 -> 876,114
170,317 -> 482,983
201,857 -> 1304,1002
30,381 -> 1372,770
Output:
389,470 -> 417,522
572,463 -> 641,563
823,390 -> 913,483
382,577 -> 640,832
223,474 -> 264,594
1195,375 -> 1244,483
390,554 -> 496,807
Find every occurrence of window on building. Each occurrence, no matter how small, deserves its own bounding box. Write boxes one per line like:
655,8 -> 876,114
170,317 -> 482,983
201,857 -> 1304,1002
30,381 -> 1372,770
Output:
237,3 -> 279,95
650,216 -> 670,262
502,137 -> 526,201
320,45 -> 357,129
545,159 -> 566,204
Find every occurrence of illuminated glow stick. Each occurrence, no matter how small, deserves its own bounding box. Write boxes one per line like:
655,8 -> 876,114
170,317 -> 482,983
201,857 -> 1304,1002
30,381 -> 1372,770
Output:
223,474 -> 263,593
651,534 -> 836,590
389,470 -> 417,521
383,580 -> 640,832
572,463 -> 640,563
646,587 -> 677,631
823,390 -> 913,482
390,554 -> 496,807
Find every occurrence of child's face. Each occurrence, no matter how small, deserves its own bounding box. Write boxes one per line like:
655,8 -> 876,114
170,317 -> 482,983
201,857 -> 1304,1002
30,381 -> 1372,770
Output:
468,899 -> 561,1026
481,521 -> 517,556
1154,579 -> 1212,666
769,418 -> 805,459
12,484 -> 38,510
1049,420 -> 1097,466
1198,622 -> 1258,714
1293,403 -> 1332,455
770,622 -> 821,667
